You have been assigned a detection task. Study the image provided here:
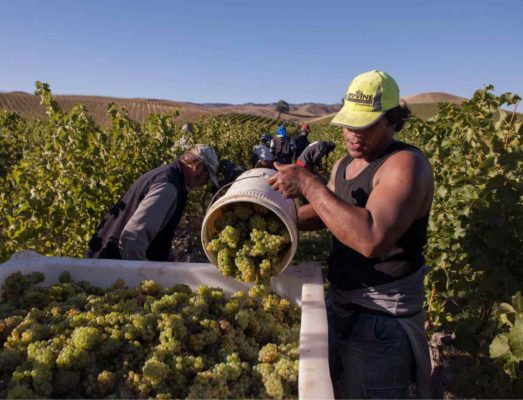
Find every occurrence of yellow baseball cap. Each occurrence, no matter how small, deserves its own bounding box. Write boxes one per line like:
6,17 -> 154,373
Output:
331,70 -> 400,129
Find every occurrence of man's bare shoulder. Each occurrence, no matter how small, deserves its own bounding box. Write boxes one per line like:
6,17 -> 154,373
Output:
371,145 -> 434,217
379,146 -> 432,179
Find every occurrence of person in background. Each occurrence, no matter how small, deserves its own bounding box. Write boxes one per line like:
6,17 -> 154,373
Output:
294,123 -> 311,160
296,141 -> 336,175
217,159 -> 246,187
268,70 -> 434,399
270,125 -> 294,164
181,123 -> 193,134
173,123 -> 195,154
252,133 -> 274,168
87,144 -> 219,261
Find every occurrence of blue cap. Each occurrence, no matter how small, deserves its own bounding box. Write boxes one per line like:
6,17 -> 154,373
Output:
276,125 -> 287,138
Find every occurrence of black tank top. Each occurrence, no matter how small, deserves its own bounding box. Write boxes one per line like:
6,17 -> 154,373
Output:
327,141 -> 429,290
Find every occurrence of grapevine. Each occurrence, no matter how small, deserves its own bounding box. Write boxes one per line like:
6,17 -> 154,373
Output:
1,81 -> 522,397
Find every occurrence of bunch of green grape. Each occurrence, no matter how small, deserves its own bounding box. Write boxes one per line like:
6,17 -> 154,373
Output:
0,272 -> 300,399
207,203 -> 291,284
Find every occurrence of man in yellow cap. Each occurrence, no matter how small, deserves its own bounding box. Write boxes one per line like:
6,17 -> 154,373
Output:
269,70 -> 434,398
87,144 -> 219,261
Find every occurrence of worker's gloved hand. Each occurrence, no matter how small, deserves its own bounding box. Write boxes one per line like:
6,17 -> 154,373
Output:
312,141 -> 336,164
298,141 -> 336,168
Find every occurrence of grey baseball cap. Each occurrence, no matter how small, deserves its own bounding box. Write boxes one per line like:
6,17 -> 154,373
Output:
189,144 -> 220,187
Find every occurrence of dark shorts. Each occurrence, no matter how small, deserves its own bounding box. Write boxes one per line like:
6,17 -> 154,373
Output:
327,299 -> 414,399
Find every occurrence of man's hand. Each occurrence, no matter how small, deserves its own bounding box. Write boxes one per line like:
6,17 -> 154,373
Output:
268,162 -> 317,198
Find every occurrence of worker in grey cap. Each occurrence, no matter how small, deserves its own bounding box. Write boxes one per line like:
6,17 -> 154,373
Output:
87,144 -> 219,261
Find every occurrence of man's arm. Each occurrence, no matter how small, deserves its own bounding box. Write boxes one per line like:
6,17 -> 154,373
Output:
312,141 -> 336,164
297,204 -> 324,230
271,151 -> 433,258
119,182 -> 178,260
296,142 -> 314,168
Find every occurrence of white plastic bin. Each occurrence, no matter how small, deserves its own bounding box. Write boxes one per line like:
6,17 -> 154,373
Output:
0,251 -> 334,400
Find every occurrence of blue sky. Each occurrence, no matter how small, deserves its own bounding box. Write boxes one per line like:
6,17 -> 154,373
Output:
0,0 -> 521,104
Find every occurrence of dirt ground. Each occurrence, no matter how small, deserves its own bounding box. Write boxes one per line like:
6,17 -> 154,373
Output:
169,216 -> 207,263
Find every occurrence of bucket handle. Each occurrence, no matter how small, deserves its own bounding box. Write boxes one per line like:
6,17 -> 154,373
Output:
206,173 -> 299,217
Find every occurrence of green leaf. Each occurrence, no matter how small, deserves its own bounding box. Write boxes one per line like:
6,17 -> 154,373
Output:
508,316 -> 523,361
512,292 -> 523,313
490,334 -> 510,359
499,302 -> 516,314
503,360 -> 518,379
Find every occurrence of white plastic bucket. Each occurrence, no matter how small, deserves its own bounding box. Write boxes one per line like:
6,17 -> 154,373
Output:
201,168 -> 298,274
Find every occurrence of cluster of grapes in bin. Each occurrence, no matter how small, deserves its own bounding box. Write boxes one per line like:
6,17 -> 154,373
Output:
207,203 -> 291,284
0,271 -> 300,399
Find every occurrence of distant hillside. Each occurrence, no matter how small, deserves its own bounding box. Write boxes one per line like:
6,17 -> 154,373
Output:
0,92 -> 185,125
0,90 -> 475,126
215,112 -> 283,126
0,91 -> 343,125
402,92 -> 465,104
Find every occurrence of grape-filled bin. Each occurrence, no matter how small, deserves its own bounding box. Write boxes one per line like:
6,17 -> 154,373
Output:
0,250 -> 333,399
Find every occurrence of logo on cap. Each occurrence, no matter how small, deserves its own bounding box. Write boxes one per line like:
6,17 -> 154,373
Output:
345,89 -> 382,111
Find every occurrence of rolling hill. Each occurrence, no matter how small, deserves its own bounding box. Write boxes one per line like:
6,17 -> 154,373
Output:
0,91 -> 469,126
